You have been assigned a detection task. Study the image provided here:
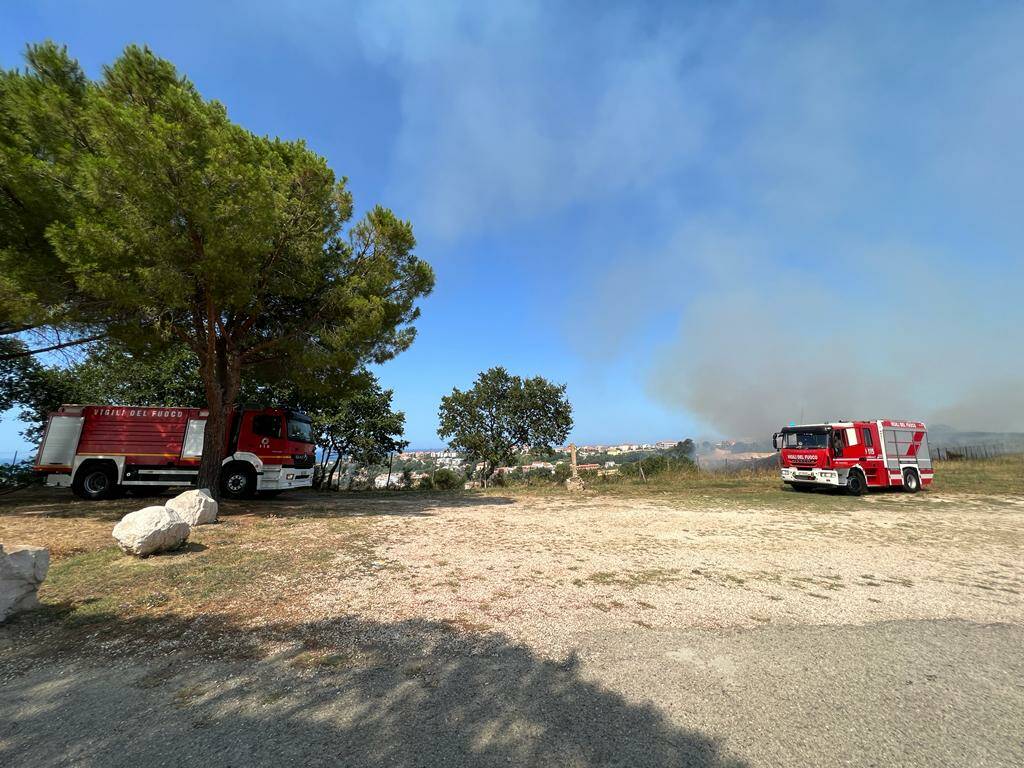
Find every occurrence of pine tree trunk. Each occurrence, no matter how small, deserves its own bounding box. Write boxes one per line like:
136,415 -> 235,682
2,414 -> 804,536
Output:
196,339 -> 241,500
198,403 -> 228,497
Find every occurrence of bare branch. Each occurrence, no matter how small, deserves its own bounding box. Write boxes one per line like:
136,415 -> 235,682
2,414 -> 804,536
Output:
0,333 -> 106,360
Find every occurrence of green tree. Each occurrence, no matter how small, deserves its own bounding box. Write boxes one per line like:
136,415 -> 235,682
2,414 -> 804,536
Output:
312,379 -> 407,489
0,44 -> 96,342
669,439 -> 695,458
0,43 -> 433,494
437,367 -> 573,485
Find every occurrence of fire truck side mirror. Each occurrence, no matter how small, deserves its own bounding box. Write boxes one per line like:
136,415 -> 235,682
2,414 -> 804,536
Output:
772,433 -> 779,451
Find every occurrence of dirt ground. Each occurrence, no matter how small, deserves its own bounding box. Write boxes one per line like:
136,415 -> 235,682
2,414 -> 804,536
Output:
326,489 -> 1024,651
2,476 -> 1023,766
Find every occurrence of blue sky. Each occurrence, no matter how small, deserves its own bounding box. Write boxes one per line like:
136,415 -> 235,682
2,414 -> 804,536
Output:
2,1 -> 1023,454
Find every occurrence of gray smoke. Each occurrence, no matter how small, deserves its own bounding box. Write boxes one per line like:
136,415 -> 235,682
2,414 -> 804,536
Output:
582,6 -> 1024,437
648,252 -> 1024,436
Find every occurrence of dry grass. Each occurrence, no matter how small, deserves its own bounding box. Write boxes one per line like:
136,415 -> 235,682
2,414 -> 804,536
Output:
495,453 -> 1024,507
0,488 -> 383,652
930,454 -> 1024,494
1,457 -> 1021,660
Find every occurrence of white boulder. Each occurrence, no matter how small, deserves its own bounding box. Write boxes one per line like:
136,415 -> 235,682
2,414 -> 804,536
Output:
112,506 -> 190,557
564,476 -> 586,492
0,544 -> 50,622
166,488 -> 218,526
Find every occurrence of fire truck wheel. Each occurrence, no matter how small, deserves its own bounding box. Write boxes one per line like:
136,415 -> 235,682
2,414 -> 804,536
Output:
221,463 -> 256,499
72,463 -> 118,501
903,469 -> 921,493
846,470 -> 866,496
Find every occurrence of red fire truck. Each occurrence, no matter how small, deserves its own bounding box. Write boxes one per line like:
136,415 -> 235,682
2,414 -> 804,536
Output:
772,420 -> 933,494
33,405 -> 316,500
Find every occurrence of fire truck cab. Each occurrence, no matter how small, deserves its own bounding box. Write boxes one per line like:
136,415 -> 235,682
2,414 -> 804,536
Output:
33,405 -> 316,500
772,420 -> 933,495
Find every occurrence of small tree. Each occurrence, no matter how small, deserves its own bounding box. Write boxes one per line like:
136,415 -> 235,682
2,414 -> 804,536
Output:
312,379 -> 407,489
437,367 -> 572,485
666,439 -> 696,460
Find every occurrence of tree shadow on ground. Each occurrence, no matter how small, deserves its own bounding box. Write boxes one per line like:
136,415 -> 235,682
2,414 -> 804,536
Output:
225,490 -> 517,519
0,487 -> 133,522
1,609 -> 747,768
0,487 -> 517,524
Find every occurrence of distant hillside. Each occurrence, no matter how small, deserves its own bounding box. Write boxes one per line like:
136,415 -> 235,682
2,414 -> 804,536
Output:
928,425 -> 1024,451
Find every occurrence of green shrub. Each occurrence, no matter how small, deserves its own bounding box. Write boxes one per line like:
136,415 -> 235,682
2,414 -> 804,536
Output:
620,454 -> 696,479
0,459 -> 37,490
432,468 -> 463,490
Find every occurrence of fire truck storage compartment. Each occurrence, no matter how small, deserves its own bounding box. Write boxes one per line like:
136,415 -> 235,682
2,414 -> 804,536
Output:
883,427 -> 932,471
37,415 -> 84,468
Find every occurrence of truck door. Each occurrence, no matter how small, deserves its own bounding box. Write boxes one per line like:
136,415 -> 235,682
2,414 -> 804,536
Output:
857,423 -> 884,485
239,410 -> 289,464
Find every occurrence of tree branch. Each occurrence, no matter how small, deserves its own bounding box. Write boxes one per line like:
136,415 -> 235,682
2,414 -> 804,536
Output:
0,333 -> 106,360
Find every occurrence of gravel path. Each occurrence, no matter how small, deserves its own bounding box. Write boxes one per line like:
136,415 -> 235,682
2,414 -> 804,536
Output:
2,619 -> 1020,767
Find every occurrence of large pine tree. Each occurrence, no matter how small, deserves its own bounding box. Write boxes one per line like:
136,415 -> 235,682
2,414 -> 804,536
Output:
0,43 -> 433,494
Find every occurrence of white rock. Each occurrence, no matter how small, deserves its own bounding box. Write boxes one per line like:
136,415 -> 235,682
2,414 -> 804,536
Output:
166,488 -> 218,527
112,506 -> 190,557
0,544 -> 50,622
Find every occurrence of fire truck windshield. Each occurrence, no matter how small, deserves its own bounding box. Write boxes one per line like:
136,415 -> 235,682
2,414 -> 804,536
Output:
287,418 -> 314,443
783,432 -> 828,449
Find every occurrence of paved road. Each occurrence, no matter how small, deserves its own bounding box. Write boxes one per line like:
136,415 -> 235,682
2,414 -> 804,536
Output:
582,619 -> 1023,767
1,619 -> 1021,767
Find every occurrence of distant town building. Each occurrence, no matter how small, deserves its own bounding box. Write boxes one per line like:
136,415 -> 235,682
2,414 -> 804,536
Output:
435,451 -> 463,469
